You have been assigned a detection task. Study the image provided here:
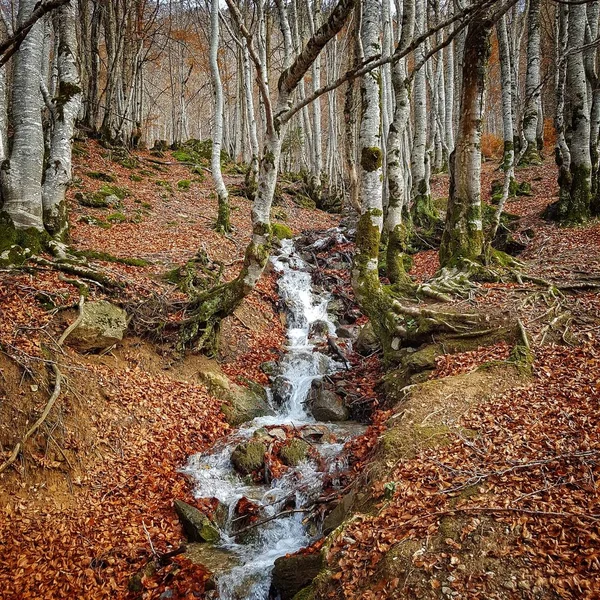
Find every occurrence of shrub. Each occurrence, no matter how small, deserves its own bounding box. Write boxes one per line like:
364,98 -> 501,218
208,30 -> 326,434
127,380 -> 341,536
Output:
481,133 -> 504,160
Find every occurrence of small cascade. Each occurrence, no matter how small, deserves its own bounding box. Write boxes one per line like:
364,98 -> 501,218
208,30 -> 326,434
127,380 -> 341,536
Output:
183,232 -> 362,599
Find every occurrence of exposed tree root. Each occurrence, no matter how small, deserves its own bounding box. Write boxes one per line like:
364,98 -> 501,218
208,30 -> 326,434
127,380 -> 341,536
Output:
0,295 -> 85,475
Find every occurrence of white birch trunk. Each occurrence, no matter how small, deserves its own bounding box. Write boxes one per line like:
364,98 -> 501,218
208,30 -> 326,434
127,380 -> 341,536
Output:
440,13 -> 491,267
561,2 -> 592,223
1,0 -> 45,232
520,0 -> 542,164
42,0 -> 82,238
410,0 -> 433,226
210,0 -> 231,233
490,13 -> 516,242
352,0 -> 383,307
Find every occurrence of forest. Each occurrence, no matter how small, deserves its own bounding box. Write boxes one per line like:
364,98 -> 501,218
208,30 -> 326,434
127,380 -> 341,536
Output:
0,0 -> 599,598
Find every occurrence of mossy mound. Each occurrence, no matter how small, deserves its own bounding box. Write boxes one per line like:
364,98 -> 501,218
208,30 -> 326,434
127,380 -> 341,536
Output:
172,138 -> 231,166
87,171 -> 116,182
76,184 -> 129,209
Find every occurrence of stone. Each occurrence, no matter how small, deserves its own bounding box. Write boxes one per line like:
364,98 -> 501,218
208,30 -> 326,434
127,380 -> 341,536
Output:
230,440 -> 267,475
104,194 -> 121,208
66,300 -> 128,351
355,322 -> 380,356
309,381 -> 349,422
270,552 -> 324,600
173,500 -> 220,543
323,490 -> 356,534
259,361 -> 278,376
279,438 -> 310,466
336,325 -> 357,339
198,369 -> 274,426
309,320 -> 330,338
403,344 -> 441,372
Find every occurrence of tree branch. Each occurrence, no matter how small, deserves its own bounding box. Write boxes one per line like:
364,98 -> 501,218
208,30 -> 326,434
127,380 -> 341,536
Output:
0,0 -> 70,67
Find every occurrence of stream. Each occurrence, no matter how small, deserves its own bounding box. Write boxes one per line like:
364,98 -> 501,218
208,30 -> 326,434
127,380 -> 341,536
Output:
183,233 -> 363,599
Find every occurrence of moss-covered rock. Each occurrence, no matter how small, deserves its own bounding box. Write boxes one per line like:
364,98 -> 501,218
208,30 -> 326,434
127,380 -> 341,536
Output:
271,552 -> 324,600
198,368 -> 274,426
271,223 -> 294,240
173,499 -> 220,543
356,322 -> 381,356
230,440 -> 267,475
65,300 -> 128,352
279,438 -> 310,466
87,171 -> 116,182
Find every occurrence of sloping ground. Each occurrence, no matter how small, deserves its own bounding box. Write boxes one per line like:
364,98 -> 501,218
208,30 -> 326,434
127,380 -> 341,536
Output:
311,342 -> 600,599
295,160 -> 600,600
0,140 -> 338,599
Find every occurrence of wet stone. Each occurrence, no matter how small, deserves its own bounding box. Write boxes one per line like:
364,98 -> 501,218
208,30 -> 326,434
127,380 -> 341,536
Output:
173,500 -> 220,544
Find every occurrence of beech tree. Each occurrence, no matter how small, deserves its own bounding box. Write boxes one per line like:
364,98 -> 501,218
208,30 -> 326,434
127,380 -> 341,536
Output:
0,0 -> 80,254
179,0 -> 357,351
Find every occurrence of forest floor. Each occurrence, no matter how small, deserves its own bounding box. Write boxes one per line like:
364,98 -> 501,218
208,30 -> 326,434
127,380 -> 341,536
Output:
0,143 -> 599,600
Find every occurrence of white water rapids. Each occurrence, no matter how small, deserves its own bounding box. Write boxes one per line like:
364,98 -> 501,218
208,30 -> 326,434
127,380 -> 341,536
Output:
183,235 -> 361,600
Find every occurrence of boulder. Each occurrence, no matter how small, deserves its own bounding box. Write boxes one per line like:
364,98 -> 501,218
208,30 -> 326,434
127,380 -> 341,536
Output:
198,369 -> 274,426
355,322 -> 380,355
323,490 -> 356,534
66,300 -> 128,351
259,361 -> 278,377
279,438 -> 310,466
309,320 -> 330,338
173,500 -> 220,543
230,439 -> 267,475
336,325 -> 357,340
309,381 -> 349,422
270,552 -> 324,600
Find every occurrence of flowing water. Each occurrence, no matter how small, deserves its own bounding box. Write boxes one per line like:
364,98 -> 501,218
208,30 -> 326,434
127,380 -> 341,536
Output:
183,234 -> 361,599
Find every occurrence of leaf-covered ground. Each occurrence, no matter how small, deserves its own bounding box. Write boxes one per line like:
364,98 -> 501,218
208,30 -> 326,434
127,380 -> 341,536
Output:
311,161 -> 600,599
1,145 -> 599,600
0,140 -> 335,599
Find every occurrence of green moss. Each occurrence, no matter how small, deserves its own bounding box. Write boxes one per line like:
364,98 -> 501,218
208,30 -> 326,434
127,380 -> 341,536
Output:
129,174 -> 143,182
294,195 -> 317,209
87,171 -> 115,182
292,587 -> 315,600
0,213 -> 48,256
177,179 -> 191,191
379,423 -> 454,461
106,212 -> 127,223
439,195 -> 484,268
279,439 -> 310,466
361,146 -> 383,172
271,223 -> 293,240
509,344 -> 534,375
79,215 -> 111,229
230,440 -> 267,475
74,249 -> 148,267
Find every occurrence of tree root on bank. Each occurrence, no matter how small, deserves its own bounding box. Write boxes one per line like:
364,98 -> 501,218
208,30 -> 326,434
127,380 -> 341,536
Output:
0,295 -> 85,475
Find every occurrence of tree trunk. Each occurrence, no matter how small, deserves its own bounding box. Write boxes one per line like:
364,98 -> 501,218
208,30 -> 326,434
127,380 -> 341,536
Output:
210,0 -> 231,233
490,13 -> 515,243
42,1 -> 82,239
352,0 -> 386,322
520,0 -> 542,165
439,11 -> 492,268
1,0 -> 46,238
556,2 -> 592,224
410,0 -> 435,228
